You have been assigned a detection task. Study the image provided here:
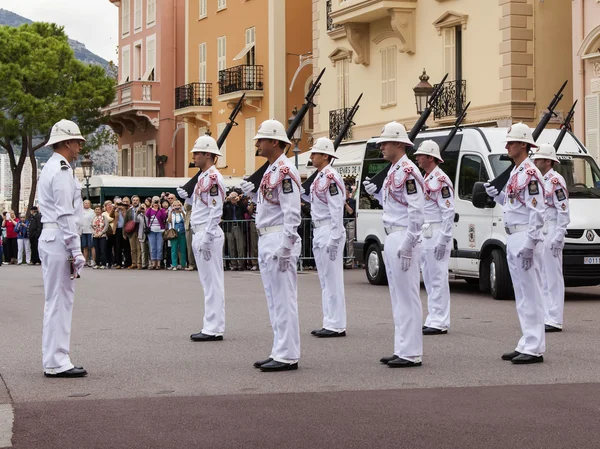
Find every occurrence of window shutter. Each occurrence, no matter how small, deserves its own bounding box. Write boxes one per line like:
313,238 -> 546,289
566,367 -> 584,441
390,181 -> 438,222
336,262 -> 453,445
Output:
122,0 -> 130,35
443,27 -> 456,81
217,37 -> 226,74
218,0 -> 226,10
134,0 -> 142,30
380,48 -> 387,106
199,0 -> 207,18
147,0 -> 156,25
388,47 -> 396,105
585,94 -> 600,155
146,38 -> 156,80
217,122 -> 227,168
199,43 -> 207,82
118,148 -> 123,176
122,47 -> 130,83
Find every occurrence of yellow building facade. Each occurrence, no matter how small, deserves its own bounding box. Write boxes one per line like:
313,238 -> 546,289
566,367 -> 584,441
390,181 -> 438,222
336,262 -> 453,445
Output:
177,0 -> 313,179
312,0 -> 573,141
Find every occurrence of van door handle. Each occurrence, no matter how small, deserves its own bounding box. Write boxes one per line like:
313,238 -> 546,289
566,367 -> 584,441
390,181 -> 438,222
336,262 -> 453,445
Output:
454,213 -> 460,223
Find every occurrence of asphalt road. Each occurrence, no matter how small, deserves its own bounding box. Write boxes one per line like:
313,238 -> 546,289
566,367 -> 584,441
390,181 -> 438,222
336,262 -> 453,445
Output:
1,264 -> 599,448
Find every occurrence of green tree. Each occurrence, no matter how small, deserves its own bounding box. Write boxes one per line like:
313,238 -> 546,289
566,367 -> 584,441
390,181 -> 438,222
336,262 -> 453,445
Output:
0,22 -> 115,212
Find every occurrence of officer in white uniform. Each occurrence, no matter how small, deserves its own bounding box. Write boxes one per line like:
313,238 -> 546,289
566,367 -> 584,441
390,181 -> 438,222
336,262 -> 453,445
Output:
531,143 -> 570,332
177,136 -> 226,342
240,120 -> 302,372
37,119 -> 87,378
484,123 -> 546,364
363,122 -> 425,368
305,138 -> 347,338
414,140 -> 455,335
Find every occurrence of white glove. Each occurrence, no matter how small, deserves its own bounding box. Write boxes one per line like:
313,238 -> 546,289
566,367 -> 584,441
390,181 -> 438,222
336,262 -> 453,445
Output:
199,240 -> 211,261
397,248 -> 412,271
434,243 -> 447,261
517,247 -> 534,270
484,182 -> 499,198
72,251 -> 86,276
550,239 -> 564,258
273,246 -> 292,272
326,244 -> 338,262
176,187 -> 189,200
240,180 -> 255,196
363,179 -> 377,195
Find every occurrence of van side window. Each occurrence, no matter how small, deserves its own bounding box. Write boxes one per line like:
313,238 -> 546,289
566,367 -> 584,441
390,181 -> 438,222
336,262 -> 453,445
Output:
358,159 -> 385,210
458,154 -> 489,200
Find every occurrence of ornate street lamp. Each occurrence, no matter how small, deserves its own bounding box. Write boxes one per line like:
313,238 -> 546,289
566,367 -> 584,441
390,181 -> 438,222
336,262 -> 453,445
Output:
413,68 -> 434,115
288,106 -> 303,169
80,154 -> 93,200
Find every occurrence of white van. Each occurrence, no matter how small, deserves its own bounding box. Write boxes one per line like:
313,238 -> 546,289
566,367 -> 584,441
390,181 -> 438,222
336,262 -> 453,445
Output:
352,127 -> 600,299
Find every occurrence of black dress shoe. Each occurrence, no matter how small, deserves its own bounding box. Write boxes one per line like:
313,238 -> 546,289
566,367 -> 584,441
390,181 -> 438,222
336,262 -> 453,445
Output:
545,324 -> 562,333
253,357 -> 273,368
423,327 -> 448,335
387,358 -> 422,368
259,360 -> 298,372
511,354 -> 544,364
190,332 -> 223,342
501,350 -> 521,361
311,328 -> 324,335
380,355 -> 399,364
44,367 -> 87,378
314,329 -> 346,338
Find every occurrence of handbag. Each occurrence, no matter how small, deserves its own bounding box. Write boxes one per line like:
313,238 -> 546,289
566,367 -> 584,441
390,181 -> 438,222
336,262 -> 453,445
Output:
163,228 -> 178,240
124,220 -> 137,234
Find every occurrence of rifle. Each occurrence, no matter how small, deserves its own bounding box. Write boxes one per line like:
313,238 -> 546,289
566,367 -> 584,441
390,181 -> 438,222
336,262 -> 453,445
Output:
553,100 -> 577,150
301,93 -> 363,195
180,93 -> 246,197
487,80 -> 568,191
245,68 -> 326,191
439,101 -> 470,156
369,73 -> 449,192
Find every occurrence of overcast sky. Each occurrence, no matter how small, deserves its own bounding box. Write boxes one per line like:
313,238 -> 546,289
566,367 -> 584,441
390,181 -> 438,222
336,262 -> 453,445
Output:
0,0 -> 118,62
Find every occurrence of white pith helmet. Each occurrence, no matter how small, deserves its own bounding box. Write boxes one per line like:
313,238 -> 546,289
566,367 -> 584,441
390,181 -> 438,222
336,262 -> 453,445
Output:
413,139 -> 444,163
191,135 -> 223,156
531,143 -> 560,163
47,119 -> 86,147
309,137 -> 338,159
375,121 -> 413,146
253,119 -> 292,145
504,122 -> 538,147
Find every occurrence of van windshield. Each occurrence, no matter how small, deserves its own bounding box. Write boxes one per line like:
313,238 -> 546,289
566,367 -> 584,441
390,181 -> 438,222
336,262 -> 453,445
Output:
489,154 -> 600,198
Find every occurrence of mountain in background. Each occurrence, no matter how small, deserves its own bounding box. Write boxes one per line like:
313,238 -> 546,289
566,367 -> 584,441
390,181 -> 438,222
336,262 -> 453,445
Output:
0,8 -> 112,72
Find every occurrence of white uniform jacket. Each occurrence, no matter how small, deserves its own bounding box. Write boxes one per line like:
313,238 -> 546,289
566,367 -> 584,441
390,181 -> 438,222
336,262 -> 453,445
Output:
423,166 -> 455,246
310,164 -> 346,245
190,165 -> 226,242
541,168 -> 570,243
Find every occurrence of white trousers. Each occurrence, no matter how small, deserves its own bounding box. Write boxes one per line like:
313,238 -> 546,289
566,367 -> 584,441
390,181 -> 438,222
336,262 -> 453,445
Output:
258,232 -> 301,363
384,230 -> 423,361
39,228 -> 75,373
421,228 -> 451,330
541,225 -> 564,328
17,238 -> 31,264
312,226 -> 347,331
192,229 -> 225,335
506,231 -> 546,356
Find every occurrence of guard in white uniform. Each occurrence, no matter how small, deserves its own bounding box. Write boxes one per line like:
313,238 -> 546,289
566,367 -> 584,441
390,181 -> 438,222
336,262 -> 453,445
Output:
240,120 -> 302,372
305,138 -> 347,338
37,120 -> 87,378
484,123 -> 546,364
414,140 -> 455,335
177,136 -> 226,342
532,143 -> 570,332
363,122 -> 425,368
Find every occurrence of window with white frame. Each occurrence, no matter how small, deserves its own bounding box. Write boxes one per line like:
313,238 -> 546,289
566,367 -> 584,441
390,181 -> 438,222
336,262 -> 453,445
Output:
122,0 -> 131,36
336,57 -> 349,109
380,46 -> 397,107
216,122 -> 227,168
119,146 -> 131,176
585,94 -> 600,156
133,143 -> 145,176
134,0 -> 142,32
245,27 -> 256,65
147,0 -> 156,26
121,45 -> 131,83
217,36 -> 226,75
133,42 -> 142,80
218,0 -> 227,11
245,117 -> 256,174
144,35 -> 156,81
146,140 -> 157,176
199,43 -> 207,82
199,0 -> 207,18
443,27 -> 456,81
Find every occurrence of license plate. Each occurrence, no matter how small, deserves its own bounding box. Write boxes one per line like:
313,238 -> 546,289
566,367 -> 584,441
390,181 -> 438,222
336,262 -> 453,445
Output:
584,257 -> 600,264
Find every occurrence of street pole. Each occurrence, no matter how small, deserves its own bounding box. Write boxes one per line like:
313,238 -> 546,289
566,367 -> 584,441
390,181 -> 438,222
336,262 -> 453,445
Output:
85,178 -> 91,201
293,140 -> 300,169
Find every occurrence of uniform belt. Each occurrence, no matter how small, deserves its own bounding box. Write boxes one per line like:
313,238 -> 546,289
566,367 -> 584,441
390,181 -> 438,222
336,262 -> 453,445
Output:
504,224 -> 528,235
312,219 -> 331,228
191,224 -> 206,234
257,225 -> 283,237
385,226 -> 407,235
43,223 -> 59,229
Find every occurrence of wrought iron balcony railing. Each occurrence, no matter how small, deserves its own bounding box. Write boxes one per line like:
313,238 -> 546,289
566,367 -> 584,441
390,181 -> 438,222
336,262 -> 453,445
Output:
218,65 -> 264,96
326,0 -> 341,32
175,82 -> 212,109
433,80 -> 467,120
329,108 -> 353,141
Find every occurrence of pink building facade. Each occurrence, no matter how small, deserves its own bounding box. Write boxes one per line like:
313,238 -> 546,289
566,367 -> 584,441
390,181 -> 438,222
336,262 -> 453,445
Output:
573,0 -> 600,161
104,0 -> 186,177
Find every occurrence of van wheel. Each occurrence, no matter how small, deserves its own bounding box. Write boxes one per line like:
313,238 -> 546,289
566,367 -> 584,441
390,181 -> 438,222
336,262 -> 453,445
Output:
489,249 -> 513,300
365,243 -> 387,285
464,278 -> 479,285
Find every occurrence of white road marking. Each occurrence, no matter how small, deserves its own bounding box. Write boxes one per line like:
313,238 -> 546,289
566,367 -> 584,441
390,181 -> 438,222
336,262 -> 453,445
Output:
0,404 -> 13,448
